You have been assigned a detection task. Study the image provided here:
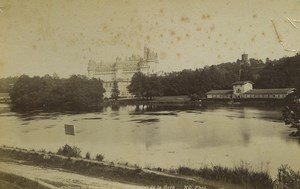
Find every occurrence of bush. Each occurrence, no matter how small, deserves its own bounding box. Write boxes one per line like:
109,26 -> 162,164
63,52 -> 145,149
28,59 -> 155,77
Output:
95,153 -> 104,161
57,144 -> 81,158
85,152 -> 91,159
275,165 -> 300,189
39,148 -> 46,153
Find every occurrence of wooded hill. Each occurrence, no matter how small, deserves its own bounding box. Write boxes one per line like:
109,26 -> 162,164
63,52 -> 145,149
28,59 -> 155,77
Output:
128,54 -> 300,98
1,54 -> 300,103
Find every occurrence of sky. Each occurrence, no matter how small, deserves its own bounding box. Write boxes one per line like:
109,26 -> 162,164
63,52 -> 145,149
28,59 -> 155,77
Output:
0,0 -> 300,78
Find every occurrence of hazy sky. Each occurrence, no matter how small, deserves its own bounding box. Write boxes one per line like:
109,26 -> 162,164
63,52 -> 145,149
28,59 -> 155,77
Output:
0,0 -> 300,77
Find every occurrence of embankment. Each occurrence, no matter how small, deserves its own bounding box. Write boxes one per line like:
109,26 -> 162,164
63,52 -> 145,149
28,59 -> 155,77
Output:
0,146 -> 217,189
2,146 -> 299,189
202,98 -> 288,106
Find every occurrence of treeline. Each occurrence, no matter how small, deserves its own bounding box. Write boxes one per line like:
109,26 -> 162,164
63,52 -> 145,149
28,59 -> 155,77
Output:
128,54 -> 300,99
2,53 -> 300,104
256,55 -> 300,89
9,75 -> 104,111
127,72 -> 163,99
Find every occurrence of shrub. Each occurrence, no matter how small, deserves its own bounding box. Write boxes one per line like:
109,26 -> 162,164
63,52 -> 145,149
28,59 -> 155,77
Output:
275,165 -> 300,189
85,152 -> 91,159
39,148 -> 46,153
57,144 -> 81,158
95,153 -> 104,161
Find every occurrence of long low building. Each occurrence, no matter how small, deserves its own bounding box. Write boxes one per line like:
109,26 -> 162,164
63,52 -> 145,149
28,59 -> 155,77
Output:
0,93 -> 10,103
207,81 -> 295,99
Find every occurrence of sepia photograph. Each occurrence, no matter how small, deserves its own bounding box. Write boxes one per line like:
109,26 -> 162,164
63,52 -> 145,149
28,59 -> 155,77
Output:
0,0 -> 300,188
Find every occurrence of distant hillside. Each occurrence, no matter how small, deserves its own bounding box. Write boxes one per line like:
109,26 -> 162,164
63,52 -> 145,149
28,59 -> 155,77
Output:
160,54 -> 300,97
255,54 -> 300,89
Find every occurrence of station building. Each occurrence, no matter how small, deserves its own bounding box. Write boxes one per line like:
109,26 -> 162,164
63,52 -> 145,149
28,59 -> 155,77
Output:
207,81 -> 295,99
206,54 -> 296,99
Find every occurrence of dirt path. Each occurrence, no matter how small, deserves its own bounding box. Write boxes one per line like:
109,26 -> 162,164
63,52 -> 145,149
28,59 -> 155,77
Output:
0,161 -> 146,189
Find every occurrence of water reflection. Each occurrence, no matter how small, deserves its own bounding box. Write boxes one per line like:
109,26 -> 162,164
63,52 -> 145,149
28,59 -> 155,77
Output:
0,104 -> 299,177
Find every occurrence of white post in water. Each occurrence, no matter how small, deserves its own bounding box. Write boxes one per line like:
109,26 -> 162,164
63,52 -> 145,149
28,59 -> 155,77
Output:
64,124 -> 75,147
73,125 -> 76,147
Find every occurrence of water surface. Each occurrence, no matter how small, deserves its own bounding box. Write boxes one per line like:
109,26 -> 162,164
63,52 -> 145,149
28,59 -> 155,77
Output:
0,104 -> 299,177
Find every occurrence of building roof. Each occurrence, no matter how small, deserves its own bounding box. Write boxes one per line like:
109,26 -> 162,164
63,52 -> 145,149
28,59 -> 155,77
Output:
232,81 -> 254,85
206,90 -> 233,95
92,60 -> 145,72
244,88 -> 295,94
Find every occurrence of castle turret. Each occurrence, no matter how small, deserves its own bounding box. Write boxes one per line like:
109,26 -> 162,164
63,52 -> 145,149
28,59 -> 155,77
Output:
87,59 -> 96,78
144,46 -> 149,60
241,53 -> 248,63
239,53 -> 249,81
143,46 -> 158,63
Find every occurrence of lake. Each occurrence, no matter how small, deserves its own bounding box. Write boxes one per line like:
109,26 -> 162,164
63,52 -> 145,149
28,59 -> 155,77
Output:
0,104 -> 299,177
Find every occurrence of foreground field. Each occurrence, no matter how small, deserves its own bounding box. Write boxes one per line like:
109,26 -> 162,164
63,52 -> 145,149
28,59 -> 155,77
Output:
0,146 -> 220,189
0,161 -> 145,189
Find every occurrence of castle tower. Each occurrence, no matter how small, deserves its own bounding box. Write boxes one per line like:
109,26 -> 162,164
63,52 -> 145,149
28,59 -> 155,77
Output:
87,59 -> 96,78
144,46 -> 150,60
239,53 -> 249,81
241,53 -> 248,63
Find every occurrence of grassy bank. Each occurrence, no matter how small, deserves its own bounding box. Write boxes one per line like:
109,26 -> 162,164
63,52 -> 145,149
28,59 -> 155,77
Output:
0,146 -> 217,189
1,146 -> 299,189
175,164 -> 300,189
176,165 -> 273,189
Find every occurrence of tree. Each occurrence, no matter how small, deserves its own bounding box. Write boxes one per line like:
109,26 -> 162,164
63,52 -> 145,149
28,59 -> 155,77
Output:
9,75 -> 47,109
127,72 -> 147,98
128,72 -> 163,99
144,74 -> 163,99
111,81 -> 120,100
9,74 -> 105,111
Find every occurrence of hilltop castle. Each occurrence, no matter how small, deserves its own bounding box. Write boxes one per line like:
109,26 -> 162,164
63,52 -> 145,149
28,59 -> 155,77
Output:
87,47 -> 159,98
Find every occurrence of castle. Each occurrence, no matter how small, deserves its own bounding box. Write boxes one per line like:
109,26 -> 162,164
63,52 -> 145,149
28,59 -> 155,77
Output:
87,47 -> 159,98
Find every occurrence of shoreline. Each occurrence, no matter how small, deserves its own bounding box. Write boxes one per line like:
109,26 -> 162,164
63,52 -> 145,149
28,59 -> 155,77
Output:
0,146 -> 220,189
1,145 -> 296,189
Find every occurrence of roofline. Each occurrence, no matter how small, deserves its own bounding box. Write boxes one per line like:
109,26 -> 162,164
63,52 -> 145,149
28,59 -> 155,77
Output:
275,88 -> 294,89
244,88 -> 296,94
206,90 -> 233,94
232,81 -> 254,85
